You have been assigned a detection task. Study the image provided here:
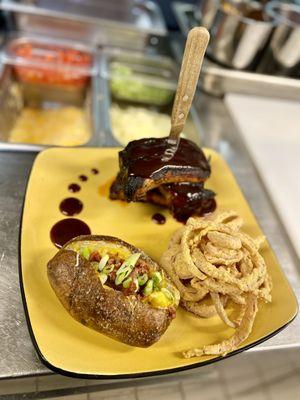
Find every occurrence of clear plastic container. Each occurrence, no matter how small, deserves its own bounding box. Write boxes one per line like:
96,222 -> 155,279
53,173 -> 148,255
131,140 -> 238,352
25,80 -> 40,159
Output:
105,51 -> 177,107
0,35 -> 98,148
2,34 -> 97,88
102,50 -> 202,147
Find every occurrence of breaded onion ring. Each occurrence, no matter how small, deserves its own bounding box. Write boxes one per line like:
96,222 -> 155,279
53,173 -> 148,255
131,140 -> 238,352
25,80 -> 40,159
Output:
161,211 -> 272,357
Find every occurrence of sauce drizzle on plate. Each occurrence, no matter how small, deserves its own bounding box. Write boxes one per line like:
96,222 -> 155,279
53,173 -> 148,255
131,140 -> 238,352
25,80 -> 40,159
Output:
152,213 -> 166,225
50,218 -> 91,248
59,198 -> 83,216
68,183 -> 81,193
79,175 -> 88,182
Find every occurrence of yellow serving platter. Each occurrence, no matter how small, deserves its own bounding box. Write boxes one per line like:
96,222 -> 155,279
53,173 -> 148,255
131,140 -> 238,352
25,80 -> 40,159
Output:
20,147 -> 298,378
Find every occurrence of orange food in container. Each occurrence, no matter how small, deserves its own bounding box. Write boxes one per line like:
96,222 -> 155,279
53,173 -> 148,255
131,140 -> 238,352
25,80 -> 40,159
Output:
3,35 -> 95,88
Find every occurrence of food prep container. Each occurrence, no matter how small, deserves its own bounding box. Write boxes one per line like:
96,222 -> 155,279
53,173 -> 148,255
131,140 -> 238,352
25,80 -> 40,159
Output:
0,0 -> 166,51
206,0 -> 274,70
0,34 -> 104,151
3,34 -> 97,87
193,0 -> 274,71
107,53 -> 175,107
195,0 -> 218,29
100,49 -> 204,147
257,2 -> 300,77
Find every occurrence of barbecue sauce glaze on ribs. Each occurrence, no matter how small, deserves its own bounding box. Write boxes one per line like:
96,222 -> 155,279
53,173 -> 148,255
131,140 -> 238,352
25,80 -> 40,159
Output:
109,137 -> 216,223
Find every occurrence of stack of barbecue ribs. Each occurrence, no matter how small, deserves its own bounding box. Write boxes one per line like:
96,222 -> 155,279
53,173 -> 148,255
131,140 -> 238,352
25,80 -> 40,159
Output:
110,137 -> 216,222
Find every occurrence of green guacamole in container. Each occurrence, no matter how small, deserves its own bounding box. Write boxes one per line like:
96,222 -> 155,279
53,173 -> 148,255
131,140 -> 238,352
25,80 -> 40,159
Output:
110,63 -> 174,106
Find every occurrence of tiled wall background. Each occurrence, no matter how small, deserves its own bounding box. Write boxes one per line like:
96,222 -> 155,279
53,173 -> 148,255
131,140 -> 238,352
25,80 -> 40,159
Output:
1,348 -> 299,399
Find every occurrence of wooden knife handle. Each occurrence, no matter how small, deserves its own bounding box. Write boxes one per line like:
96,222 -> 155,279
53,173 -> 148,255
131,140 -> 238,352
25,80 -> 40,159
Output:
169,27 -> 210,141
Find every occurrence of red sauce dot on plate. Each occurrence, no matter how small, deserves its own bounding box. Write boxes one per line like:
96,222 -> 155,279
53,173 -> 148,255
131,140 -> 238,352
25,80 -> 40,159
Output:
152,213 -> 166,225
50,218 -> 91,248
68,183 -> 81,193
59,197 -> 83,216
79,175 -> 88,182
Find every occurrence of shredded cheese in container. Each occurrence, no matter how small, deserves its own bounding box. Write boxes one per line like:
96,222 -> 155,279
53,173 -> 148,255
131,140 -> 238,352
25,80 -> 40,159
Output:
110,104 -> 172,145
9,106 -> 90,146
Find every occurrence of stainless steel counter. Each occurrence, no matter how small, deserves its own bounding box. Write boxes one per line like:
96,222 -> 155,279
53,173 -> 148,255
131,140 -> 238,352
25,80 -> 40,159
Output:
0,91 -> 299,389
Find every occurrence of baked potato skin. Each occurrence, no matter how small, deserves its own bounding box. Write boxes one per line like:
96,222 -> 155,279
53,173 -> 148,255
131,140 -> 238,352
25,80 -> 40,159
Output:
47,235 -> 174,347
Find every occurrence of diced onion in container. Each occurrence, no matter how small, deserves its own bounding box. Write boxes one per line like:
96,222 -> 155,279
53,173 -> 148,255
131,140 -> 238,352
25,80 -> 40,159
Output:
110,104 -> 176,145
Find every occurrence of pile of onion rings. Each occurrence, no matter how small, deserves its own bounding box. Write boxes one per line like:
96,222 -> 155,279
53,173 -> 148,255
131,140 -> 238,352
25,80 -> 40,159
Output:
161,211 -> 272,358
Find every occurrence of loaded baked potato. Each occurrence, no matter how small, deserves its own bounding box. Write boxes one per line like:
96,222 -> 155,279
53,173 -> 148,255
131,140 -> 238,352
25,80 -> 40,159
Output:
47,235 -> 179,347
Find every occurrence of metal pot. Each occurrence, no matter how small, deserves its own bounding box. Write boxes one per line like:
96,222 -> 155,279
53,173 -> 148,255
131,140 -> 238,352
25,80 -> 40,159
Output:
199,0 -> 274,70
257,1 -> 300,77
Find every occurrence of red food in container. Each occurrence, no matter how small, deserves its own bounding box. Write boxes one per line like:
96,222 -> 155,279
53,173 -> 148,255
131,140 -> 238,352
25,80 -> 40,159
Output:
3,36 -> 95,88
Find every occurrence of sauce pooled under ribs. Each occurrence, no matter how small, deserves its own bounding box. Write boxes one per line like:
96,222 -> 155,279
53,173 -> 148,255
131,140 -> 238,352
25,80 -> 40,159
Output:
110,137 -> 216,222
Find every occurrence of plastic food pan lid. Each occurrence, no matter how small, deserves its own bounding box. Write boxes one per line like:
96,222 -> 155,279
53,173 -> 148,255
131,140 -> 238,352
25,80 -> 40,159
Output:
1,33 -> 98,75
106,60 -> 178,90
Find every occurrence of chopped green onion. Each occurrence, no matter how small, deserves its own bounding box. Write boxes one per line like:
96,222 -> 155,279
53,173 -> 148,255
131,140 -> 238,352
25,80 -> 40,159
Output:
138,273 -> 148,286
99,273 -> 108,285
115,270 -> 129,285
117,253 -> 141,276
103,264 -> 114,274
119,265 -> 132,274
98,254 -> 109,271
143,279 -> 154,296
152,271 -> 162,287
122,277 -> 132,288
81,247 -> 90,260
